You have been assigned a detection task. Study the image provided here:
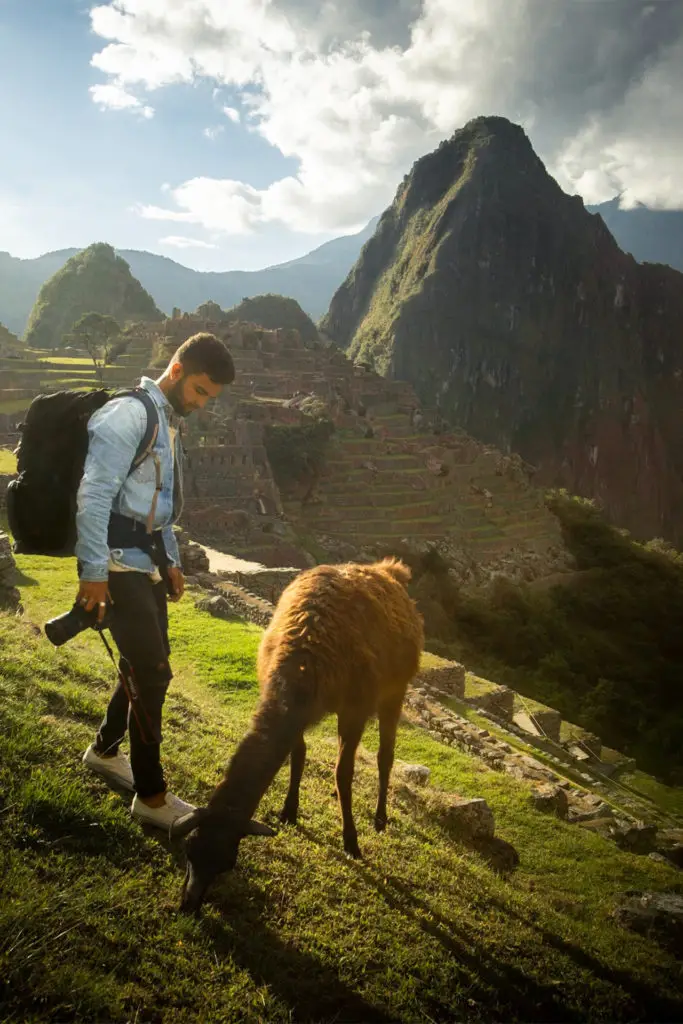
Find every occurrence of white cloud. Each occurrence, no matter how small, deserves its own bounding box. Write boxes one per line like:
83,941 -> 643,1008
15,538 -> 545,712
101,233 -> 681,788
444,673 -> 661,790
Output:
142,177 -> 264,234
89,82 -> 154,118
133,203 -> 196,223
222,105 -> 240,123
159,235 -> 218,249
203,125 -> 224,140
89,0 -> 683,233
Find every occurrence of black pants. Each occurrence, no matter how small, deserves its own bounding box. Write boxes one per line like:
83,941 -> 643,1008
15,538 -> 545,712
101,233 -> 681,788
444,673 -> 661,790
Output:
94,571 -> 173,798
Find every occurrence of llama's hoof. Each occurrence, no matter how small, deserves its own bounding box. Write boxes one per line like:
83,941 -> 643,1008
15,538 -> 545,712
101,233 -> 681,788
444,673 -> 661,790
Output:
344,836 -> 362,859
374,815 -> 388,833
279,805 -> 298,826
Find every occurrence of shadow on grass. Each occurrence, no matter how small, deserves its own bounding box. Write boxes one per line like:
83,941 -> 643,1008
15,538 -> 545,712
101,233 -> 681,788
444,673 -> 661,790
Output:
486,891 -> 683,1024
10,567 -> 38,587
293,822 -> 683,1023
159,834 -> 395,1023
41,687 -> 103,726
204,902 -> 395,1023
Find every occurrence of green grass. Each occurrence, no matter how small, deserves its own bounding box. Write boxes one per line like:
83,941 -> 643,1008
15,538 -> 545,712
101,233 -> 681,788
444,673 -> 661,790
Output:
1,551 -> 682,1022
620,771 -> 683,818
0,399 -> 32,415
465,671 -> 500,698
36,356 -> 95,366
0,449 -> 17,474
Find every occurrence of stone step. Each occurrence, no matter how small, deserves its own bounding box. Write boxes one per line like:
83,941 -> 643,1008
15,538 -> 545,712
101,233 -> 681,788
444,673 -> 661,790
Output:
324,455 -> 424,472
304,502 -> 446,522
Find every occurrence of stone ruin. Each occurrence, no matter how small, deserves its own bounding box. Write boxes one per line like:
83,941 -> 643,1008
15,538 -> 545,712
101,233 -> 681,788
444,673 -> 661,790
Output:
0,312 -> 572,582
0,531 -> 21,612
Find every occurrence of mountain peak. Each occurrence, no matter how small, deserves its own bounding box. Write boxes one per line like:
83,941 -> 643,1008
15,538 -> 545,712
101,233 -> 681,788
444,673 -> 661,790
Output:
24,243 -> 163,349
322,117 -> 683,547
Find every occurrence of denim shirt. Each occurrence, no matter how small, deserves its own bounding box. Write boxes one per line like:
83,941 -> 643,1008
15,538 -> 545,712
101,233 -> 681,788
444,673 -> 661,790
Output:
75,377 -> 183,582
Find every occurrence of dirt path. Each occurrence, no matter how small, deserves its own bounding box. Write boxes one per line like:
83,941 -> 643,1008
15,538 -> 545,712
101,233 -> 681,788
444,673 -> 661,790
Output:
199,544 -> 265,574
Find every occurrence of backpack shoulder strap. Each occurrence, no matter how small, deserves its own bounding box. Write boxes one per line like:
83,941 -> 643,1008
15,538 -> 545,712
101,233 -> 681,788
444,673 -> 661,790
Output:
112,387 -> 160,476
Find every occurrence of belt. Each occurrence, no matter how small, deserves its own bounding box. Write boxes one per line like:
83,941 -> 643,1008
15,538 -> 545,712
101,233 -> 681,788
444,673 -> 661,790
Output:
108,512 -> 167,569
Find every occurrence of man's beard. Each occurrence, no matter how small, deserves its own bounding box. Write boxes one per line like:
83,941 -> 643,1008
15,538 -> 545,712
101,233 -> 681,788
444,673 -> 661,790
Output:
167,379 -> 191,417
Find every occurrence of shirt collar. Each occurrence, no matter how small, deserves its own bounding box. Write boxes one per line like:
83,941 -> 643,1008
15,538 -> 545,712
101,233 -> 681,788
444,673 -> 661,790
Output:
139,376 -> 172,413
139,375 -> 184,433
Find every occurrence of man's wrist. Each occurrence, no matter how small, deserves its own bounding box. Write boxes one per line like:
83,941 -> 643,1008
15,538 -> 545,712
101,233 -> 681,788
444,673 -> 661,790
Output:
79,564 -> 109,583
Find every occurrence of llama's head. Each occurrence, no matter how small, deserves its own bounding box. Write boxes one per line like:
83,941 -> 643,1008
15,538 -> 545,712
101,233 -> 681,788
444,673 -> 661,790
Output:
170,807 -> 275,914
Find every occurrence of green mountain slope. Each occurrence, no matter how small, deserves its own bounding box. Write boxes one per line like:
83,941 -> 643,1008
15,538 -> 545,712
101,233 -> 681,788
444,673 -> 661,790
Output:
23,243 -> 164,349
222,293 -> 319,343
321,116 -> 683,549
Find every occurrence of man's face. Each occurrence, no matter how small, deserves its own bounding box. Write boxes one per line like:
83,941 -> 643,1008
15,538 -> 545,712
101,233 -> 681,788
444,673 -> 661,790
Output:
168,366 -> 223,417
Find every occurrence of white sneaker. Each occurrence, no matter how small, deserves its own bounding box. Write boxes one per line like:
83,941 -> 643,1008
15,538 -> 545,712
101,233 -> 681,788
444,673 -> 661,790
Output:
131,791 -> 196,829
83,743 -> 135,792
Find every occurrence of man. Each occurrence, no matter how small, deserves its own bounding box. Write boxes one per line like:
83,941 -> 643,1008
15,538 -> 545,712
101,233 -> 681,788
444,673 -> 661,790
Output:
77,332 -> 235,828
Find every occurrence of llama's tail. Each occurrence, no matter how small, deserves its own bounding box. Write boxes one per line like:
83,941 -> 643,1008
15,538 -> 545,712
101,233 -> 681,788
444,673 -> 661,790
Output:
378,557 -> 412,588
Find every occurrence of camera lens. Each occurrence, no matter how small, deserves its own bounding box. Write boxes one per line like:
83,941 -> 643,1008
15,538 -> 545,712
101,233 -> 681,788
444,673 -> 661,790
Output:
44,602 -> 97,647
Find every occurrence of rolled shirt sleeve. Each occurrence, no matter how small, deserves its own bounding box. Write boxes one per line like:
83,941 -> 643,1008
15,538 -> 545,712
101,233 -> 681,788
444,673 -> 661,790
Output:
162,522 -> 181,569
75,398 -> 147,582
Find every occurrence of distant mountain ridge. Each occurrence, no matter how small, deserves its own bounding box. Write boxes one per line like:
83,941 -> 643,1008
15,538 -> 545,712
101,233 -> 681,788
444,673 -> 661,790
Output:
0,218 -> 379,337
2,195 -> 681,340
586,198 -> 683,273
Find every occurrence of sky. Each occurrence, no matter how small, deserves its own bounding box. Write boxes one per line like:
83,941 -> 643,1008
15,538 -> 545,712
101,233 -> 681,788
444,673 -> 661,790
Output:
1,0 -> 682,272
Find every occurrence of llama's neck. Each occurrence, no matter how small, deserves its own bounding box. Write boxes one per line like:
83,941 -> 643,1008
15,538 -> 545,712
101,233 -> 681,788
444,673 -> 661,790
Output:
208,696 -> 304,822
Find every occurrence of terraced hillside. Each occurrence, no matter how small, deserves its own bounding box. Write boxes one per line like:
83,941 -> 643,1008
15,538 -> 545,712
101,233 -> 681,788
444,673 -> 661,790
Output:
1,315 -> 567,577
289,415 -> 564,563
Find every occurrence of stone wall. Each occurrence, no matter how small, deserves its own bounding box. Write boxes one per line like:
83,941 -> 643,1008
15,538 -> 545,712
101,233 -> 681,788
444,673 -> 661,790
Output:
194,579 -> 275,629
467,685 -> 515,721
414,661 -> 466,698
0,473 -> 14,508
0,531 -> 21,611
218,566 -> 301,604
513,708 -> 563,743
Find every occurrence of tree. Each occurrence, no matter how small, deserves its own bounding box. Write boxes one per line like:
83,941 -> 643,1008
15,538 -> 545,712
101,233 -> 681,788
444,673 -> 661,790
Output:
195,300 -> 225,321
63,312 -> 122,384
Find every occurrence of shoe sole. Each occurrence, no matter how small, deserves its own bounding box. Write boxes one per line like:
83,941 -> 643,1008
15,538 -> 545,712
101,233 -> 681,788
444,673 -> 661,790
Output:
83,760 -> 135,793
131,809 -> 184,829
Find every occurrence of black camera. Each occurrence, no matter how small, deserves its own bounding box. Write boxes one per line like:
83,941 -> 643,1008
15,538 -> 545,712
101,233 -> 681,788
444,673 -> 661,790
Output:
44,600 -> 113,647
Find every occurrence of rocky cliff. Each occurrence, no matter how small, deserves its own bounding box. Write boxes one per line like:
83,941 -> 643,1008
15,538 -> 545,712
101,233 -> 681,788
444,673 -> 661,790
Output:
25,243 -> 163,349
322,116 -> 683,545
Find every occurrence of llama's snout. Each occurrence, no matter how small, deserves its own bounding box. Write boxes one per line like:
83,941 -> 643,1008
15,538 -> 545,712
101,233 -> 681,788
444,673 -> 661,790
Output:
171,808 -> 276,914
180,861 -> 214,916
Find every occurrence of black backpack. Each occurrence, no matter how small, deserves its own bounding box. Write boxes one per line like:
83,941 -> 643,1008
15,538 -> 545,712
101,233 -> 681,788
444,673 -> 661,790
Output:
7,387 -> 159,556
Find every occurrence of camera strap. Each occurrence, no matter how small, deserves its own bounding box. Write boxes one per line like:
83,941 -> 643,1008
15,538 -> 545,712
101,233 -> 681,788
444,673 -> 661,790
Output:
97,628 -> 157,746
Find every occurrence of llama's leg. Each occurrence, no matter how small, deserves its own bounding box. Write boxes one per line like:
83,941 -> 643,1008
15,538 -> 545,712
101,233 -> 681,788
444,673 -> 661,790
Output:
336,713 -> 365,858
375,698 -> 402,833
279,733 -> 306,825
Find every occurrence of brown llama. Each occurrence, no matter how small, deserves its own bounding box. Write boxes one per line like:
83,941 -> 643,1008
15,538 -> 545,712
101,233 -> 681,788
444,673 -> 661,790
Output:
171,557 -> 424,914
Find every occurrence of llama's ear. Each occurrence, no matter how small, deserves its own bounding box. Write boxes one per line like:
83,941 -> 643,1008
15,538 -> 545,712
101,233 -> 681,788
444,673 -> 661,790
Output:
169,807 -> 209,839
244,818 -> 277,837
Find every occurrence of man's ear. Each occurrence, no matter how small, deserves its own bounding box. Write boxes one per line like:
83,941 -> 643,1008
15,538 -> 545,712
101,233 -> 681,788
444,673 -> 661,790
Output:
169,360 -> 184,381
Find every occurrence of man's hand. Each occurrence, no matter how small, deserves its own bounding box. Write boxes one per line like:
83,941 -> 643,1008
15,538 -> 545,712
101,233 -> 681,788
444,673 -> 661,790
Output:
76,580 -> 112,622
167,566 -> 185,602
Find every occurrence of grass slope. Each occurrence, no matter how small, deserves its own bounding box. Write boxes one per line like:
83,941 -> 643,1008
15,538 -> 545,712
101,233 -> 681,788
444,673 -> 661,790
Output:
1,553 -> 682,1023
0,449 -> 16,474
429,492 -> 683,783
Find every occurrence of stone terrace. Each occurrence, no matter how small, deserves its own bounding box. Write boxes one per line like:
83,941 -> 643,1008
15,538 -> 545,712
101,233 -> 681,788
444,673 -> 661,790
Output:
286,410 -> 565,565
1,314 -> 566,573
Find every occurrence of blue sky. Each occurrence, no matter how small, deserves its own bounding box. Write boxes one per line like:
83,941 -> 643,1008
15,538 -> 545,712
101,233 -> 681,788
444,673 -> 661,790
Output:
0,0 -> 332,269
1,1 -> 681,271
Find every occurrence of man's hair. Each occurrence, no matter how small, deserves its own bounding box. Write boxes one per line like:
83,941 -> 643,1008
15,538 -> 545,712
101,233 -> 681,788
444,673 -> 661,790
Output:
172,332 -> 235,385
